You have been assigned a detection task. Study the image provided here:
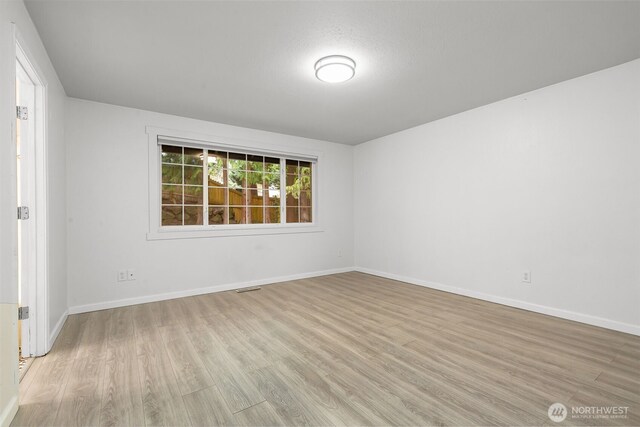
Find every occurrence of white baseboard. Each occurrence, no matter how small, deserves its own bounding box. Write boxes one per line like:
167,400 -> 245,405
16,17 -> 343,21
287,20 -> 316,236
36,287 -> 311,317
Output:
0,394 -> 18,427
355,267 -> 640,336
65,265 -> 639,336
68,267 -> 355,315
48,309 -> 68,351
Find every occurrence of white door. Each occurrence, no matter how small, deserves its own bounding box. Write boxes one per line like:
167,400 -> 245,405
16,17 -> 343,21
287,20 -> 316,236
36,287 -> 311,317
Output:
16,57 -> 37,358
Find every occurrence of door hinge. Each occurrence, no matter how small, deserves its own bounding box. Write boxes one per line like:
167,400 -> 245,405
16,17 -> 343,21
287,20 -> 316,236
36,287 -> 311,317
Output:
18,306 -> 29,320
17,206 -> 30,220
16,106 -> 28,120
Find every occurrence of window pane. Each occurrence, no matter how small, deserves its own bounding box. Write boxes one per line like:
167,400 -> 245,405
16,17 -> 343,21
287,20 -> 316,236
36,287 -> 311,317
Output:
265,157 -> 280,172
184,205 -> 203,225
286,190 -> 298,208
266,207 -> 280,224
162,184 -> 182,204
300,206 -> 312,223
208,153 -> 226,186
266,190 -> 280,207
162,206 -> 182,225
299,189 -> 312,207
228,187 -> 246,205
161,145 -> 182,164
300,163 -> 312,191
208,150 -> 227,168
184,165 -> 203,185
162,164 -> 182,184
247,171 -> 263,187
248,188 -> 264,206
286,173 -> 297,186
159,145 -> 313,228
184,186 -> 203,205
247,155 -> 263,171
286,207 -> 299,223
208,169 -> 225,186
228,152 -> 246,170
184,147 -> 204,165
249,206 -> 263,224
264,173 -> 280,189
286,159 -> 299,175
208,206 -> 226,225
228,170 -> 246,189
208,187 -> 226,206
229,207 -> 246,224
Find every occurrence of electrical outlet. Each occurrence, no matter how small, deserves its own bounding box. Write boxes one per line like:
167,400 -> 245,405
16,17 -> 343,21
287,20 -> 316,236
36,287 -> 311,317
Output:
522,270 -> 531,283
127,269 -> 136,281
117,270 -> 127,282
338,249 -> 343,258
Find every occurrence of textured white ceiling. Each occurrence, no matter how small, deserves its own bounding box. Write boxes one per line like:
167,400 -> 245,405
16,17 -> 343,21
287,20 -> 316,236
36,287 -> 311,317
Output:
25,1 -> 640,145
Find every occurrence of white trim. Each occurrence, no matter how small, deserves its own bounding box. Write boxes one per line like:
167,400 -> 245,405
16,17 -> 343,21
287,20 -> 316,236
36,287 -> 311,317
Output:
0,394 -> 18,427
147,224 -> 322,240
68,267 -> 354,314
1,25 -> 19,427
147,126 -> 321,239
16,50 -> 36,356
47,309 -> 68,351
355,267 -> 640,336
14,33 -> 49,357
147,126 -> 322,161
156,136 -> 317,163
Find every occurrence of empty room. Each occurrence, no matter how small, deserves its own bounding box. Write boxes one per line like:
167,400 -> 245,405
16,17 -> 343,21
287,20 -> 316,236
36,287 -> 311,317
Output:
1,1 -> 639,426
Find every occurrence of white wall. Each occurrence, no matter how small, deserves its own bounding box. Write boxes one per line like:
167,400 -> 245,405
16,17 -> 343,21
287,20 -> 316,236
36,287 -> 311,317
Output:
65,98 -> 354,312
46,80 -> 68,346
0,1 -> 67,426
354,59 -> 640,335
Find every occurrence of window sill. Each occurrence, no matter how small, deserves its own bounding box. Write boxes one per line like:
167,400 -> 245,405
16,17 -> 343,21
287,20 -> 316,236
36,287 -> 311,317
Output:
146,223 -> 322,240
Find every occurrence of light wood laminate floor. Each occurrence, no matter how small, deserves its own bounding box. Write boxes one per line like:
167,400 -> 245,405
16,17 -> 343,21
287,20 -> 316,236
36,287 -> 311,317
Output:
12,272 -> 640,426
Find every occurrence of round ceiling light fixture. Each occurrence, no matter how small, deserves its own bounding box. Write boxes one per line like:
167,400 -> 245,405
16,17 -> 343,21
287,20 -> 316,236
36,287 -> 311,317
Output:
314,55 -> 356,83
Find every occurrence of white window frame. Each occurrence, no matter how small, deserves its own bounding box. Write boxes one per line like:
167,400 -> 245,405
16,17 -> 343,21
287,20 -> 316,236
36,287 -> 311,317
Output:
146,126 -> 322,240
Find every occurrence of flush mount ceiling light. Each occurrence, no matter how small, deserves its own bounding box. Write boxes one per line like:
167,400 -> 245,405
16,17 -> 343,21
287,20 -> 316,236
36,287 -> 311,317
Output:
314,55 -> 356,83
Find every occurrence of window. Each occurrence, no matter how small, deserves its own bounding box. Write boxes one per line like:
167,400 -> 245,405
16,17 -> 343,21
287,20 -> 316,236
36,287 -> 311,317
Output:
160,145 -> 205,226
158,142 -> 314,228
286,160 -> 313,223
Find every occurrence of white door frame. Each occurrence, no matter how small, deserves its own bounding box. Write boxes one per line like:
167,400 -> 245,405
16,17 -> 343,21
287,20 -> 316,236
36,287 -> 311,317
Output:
15,32 -> 48,357
16,52 -> 36,357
